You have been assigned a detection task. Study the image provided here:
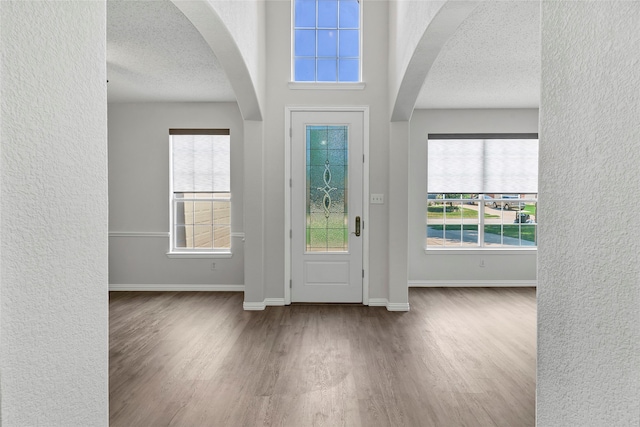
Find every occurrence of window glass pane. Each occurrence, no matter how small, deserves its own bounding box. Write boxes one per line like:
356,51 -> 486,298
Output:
317,30 -> 337,57
293,0 -> 360,83
339,30 -> 358,57
306,126 -> 348,252
171,133 -> 231,252
175,225 -> 189,249
193,201 -> 213,225
339,0 -> 359,28
338,59 -> 358,82
317,59 -> 337,81
213,201 -> 231,225
193,225 -> 213,249
174,200 -> 189,225
295,29 -> 316,56
213,225 -> 231,249
295,58 -> 316,81
295,0 -> 316,27
318,0 -> 337,27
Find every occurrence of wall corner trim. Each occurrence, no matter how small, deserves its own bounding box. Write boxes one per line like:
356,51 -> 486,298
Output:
368,298 -> 410,312
386,303 -> 410,312
243,301 -> 267,311
243,298 -> 286,311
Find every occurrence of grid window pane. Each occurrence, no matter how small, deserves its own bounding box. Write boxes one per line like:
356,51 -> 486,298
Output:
317,59 -> 337,81
339,0 -> 359,28
339,30 -> 358,57
317,0 -> 337,27
295,0 -> 316,27
338,59 -> 358,82
295,30 -> 316,56
295,58 -> 316,81
293,0 -> 359,82
318,30 -> 337,57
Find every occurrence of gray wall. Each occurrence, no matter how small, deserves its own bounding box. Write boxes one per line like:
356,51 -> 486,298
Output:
263,0 -> 391,300
538,1 -> 639,425
409,109 -> 538,285
108,102 -> 244,286
1,2 -> 108,425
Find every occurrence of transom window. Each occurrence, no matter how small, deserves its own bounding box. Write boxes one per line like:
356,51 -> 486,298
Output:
426,134 -> 539,249
293,0 -> 361,82
169,129 -> 231,253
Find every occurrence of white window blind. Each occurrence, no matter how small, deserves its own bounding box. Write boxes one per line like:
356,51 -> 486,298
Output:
427,135 -> 538,194
171,133 -> 230,193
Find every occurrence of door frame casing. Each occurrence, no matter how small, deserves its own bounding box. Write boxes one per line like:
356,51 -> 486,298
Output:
284,106 -> 370,305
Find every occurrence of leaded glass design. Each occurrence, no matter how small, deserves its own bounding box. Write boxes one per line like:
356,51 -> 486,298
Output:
306,125 -> 348,251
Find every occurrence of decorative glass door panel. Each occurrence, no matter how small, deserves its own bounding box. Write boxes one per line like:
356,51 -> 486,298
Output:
306,125 -> 348,252
290,110 -> 364,303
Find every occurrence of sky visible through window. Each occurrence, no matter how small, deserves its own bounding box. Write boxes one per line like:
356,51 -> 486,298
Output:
294,0 -> 360,82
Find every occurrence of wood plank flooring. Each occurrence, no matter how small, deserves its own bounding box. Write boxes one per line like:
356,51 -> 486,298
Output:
110,288 -> 536,426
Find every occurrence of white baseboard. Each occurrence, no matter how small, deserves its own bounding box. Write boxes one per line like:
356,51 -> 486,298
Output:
368,298 -> 388,307
243,298 -> 286,311
409,280 -> 537,287
368,298 -> 410,312
386,302 -> 410,311
243,301 -> 266,311
109,284 -> 244,292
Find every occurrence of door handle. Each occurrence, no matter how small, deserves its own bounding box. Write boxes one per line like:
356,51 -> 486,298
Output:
355,216 -> 361,237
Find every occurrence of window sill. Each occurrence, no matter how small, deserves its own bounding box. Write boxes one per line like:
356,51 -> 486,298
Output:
166,252 -> 233,259
425,248 -> 537,255
288,81 -> 366,90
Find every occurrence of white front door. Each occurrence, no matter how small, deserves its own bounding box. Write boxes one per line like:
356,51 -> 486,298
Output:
291,111 -> 364,302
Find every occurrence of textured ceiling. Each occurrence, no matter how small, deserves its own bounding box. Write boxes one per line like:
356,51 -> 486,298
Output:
107,0 -> 539,109
415,1 -> 541,109
107,0 -> 236,103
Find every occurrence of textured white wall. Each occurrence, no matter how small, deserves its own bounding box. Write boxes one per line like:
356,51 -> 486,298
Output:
0,1 -> 108,425
538,2 -> 640,425
210,0 -> 265,106
108,102 -> 244,286
409,109 -> 539,283
388,0 -> 445,106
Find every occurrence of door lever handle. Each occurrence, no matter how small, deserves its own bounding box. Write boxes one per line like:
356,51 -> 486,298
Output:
355,216 -> 361,237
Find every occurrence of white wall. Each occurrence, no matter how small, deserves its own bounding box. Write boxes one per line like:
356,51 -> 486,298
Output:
209,0 -> 266,112
388,1 -> 445,108
108,103 -> 244,287
538,2 -> 639,425
263,0 -> 391,301
409,109 -> 538,285
0,2 -> 108,425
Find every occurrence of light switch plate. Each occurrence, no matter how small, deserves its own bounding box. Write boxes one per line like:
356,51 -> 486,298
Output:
370,194 -> 384,204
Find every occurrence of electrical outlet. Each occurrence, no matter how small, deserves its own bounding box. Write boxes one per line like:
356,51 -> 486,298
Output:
211,262 -> 216,271
479,259 -> 485,268
370,194 -> 384,204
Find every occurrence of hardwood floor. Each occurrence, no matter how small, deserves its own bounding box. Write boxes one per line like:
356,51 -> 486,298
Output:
110,288 -> 536,427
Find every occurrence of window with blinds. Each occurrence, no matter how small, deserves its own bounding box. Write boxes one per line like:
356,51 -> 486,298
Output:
170,129 -> 231,252
426,134 -> 539,249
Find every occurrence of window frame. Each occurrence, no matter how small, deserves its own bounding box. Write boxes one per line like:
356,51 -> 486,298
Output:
291,0 -> 363,85
425,133 -> 539,252
167,129 -> 232,258
425,193 -> 538,251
